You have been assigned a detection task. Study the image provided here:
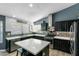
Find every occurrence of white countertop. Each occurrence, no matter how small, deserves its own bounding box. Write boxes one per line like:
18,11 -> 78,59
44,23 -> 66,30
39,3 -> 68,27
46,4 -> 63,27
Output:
21,34 -> 34,38
34,34 -> 45,37
6,36 -> 22,40
44,36 -> 70,40
6,34 -> 70,41
54,36 -> 70,40
15,38 -> 50,55
6,34 -> 45,40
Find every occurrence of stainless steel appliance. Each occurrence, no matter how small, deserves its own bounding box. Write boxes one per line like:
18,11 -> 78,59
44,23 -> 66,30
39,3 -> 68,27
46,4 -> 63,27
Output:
70,21 -> 77,56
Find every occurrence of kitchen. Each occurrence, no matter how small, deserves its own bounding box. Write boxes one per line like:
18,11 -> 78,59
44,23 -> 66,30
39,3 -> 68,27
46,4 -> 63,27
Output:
0,3 -> 78,56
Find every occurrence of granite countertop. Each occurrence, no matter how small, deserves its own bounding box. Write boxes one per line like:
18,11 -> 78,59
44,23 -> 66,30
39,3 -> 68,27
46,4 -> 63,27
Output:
6,34 -> 46,40
54,36 -> 70,40
6,36 -> 22,40
15,38 -> 50,55
44,35 -> 70,40
6,32 -> 70,41
34,34 -> 46,37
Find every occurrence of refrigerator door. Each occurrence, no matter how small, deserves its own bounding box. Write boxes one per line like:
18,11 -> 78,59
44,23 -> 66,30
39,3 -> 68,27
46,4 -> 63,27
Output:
70,21 -> 76,56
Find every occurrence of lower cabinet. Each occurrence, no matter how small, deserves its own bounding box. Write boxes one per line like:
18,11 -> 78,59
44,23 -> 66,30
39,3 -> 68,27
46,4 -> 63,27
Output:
6,39 -> 21,53
53,39 -> 70,53
33,36 -> 44,40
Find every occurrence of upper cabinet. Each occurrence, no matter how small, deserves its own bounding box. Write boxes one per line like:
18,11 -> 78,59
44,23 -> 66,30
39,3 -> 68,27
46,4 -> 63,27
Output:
55,21 -> 73,31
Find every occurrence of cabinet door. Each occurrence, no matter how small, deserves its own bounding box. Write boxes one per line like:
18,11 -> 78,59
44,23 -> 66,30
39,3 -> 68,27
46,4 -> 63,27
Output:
10,39 -> 20,52
53,39 -> 70,53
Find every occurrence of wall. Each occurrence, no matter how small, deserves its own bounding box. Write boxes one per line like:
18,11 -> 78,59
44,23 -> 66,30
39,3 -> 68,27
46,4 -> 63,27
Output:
32,24 -> 41,32
6,17 -> 22,35
34,14 -> 54,27
0,16 -> 30,50
54,4 -> 79,22
6,17 -> 30,35
48,14 -> 52,27
34,17 -> 48,25
22,23 -> 30,34
33,17 -> 48,31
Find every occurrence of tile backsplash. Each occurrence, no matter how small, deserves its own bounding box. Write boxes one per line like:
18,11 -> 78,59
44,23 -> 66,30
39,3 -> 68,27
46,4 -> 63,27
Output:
56,31 -> 74,37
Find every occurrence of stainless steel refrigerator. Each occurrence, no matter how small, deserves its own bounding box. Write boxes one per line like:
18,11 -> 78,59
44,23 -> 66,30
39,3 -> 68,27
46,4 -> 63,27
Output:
70,21 -> 79,56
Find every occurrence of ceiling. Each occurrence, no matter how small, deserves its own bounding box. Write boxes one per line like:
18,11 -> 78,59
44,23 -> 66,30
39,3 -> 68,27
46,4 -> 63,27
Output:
0,3 -> 76,22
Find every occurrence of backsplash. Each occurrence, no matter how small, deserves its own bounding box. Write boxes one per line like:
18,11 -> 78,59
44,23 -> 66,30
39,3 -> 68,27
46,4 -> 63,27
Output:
56,31 -> 74,37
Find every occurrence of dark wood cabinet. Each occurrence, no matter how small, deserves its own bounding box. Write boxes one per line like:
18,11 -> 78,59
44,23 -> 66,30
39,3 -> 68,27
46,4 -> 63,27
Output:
33,36 -> 44,40
53,39 -> 70,53
6,39 -> 21,53
55,21 -> 73,31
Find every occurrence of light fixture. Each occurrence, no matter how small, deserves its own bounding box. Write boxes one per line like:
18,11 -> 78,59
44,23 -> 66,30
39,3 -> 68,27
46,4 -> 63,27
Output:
13,15 -> 16,17
29,3 -> 33,7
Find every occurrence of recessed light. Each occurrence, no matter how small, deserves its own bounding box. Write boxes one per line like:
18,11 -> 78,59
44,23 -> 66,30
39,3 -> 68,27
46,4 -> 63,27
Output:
13,15 -> 16,17
29,3 -> 33,7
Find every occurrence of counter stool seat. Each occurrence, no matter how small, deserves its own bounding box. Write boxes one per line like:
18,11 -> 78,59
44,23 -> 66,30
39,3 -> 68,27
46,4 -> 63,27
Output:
16,48 -> 22,56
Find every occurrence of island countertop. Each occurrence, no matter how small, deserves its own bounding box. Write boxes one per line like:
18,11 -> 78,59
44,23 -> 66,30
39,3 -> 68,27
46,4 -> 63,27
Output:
15,38 -> 50,55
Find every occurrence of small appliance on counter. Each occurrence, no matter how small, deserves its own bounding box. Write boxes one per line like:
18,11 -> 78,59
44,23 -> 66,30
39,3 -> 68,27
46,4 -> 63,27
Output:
46,27 -> 57,37
5,31 -> 11,37
44,27 -> 56,47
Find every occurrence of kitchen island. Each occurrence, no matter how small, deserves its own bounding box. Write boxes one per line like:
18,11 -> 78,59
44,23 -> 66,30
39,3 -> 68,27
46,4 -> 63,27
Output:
15,38 -> 50,56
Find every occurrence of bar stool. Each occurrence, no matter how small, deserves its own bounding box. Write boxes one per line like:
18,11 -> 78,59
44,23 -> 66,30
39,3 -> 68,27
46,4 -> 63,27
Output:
16,48 -> 22,56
